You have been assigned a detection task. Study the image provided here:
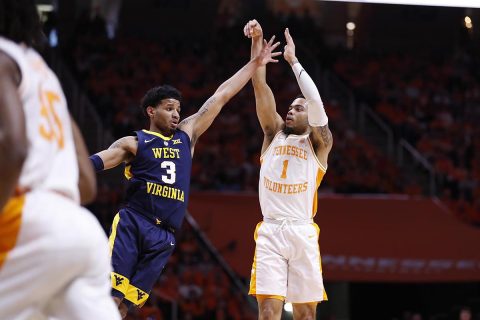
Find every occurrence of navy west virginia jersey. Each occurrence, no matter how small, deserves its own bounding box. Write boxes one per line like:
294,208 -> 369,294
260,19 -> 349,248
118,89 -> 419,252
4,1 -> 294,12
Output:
124,129 -> 192,230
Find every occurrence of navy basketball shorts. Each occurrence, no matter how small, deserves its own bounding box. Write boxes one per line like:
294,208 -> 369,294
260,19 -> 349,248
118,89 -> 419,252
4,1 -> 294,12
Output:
108,207 -> 175,307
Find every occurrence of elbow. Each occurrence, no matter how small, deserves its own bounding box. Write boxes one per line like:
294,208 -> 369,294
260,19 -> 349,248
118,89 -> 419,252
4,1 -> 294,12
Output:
78,161 -> 98,205
81,189 -> 97,206
212,92 -> 229,106
0,131 -> 27,173
79,177 -> 97,205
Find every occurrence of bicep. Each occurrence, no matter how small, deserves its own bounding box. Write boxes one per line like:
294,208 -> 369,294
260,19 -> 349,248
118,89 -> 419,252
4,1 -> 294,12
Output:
311,124 -> 333,150
97,137 -> 136,169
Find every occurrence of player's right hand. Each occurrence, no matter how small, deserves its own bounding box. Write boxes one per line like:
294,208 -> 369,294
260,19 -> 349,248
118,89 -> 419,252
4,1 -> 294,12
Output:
243,19 -> 263,39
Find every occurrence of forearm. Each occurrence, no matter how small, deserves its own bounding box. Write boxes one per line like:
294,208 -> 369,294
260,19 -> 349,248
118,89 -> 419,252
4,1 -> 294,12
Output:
0,139 -> 26,210
251,38 -> 266,83
71,119 -> 97,205
94,149 -> 126,170
291,60 -> 328,127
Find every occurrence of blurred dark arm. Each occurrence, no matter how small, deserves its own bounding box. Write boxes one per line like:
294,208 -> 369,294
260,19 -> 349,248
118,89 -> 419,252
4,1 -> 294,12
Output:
0,51 -> 27,211
71,118 -> 97,205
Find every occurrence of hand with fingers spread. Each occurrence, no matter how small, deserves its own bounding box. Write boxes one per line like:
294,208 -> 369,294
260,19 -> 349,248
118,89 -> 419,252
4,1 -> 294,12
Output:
255,35 -> 282,67
243,19 -> 263,39
283,28 -> 298,66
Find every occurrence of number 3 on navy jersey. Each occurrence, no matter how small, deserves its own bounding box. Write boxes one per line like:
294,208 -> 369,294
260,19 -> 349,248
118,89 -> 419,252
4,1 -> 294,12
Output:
161,161 -> 176,184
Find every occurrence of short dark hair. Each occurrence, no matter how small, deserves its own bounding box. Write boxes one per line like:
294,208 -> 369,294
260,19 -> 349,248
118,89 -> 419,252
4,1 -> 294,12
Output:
140,85 -> 182,116
0,0 -> 43,47
295,94 -> 305,100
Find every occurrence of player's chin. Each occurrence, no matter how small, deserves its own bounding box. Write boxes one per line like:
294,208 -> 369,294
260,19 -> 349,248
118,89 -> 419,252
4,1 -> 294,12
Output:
170,122 -> 178,130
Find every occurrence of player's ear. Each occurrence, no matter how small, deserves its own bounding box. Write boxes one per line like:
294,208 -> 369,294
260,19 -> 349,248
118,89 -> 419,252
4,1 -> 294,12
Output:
146,106 -> 155,117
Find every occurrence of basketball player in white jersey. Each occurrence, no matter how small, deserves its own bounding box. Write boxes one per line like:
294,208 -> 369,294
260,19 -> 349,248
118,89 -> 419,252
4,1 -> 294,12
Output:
244,20 -> 333,320
0,0 -> 120,319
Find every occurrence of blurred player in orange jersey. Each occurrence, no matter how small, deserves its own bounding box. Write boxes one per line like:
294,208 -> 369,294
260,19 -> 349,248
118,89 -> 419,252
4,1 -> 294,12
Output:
244,20 -> 333,320
0,0 -> 120,318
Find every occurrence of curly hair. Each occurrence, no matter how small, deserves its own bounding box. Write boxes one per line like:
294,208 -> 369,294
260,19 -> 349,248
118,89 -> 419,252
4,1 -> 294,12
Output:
0,0 -> 43,47
140,85 -> 182,117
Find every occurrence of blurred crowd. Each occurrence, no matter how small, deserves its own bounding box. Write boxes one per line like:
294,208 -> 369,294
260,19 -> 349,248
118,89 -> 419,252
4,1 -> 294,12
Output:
334,51 -> 480,224
70,15 -> 408,195
393,305 -> 478,320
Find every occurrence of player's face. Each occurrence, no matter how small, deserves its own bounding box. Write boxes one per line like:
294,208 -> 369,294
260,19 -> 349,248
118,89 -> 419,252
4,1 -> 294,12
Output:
285,98 -> 308,134
151,98 -> 181,133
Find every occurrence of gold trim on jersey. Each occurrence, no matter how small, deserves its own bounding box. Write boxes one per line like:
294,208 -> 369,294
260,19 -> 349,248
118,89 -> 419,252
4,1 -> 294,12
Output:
142,129 -> 173,140
311,169 -> 325,217
257,294 -> 285,302
248,222 -> 263,296
307,138 -> 327,172
124,165 -> 133,180
313,223 -> 328,301
125,283 -> 149,307
0,195 -> 25,269
111,271 -> 130,295
108,212 -> 120,257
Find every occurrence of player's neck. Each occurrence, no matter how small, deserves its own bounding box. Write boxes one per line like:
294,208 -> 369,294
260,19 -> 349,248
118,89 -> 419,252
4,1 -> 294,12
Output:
148,125 -> 173,137
283,127 -> 309,136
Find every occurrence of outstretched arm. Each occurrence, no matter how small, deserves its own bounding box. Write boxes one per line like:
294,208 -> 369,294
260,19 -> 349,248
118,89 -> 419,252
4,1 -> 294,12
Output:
178,37 -> 281,149
89,136 -> 137,172
244,19 -> 283,140
283,28 -> 333,162
0,51 -> 27,211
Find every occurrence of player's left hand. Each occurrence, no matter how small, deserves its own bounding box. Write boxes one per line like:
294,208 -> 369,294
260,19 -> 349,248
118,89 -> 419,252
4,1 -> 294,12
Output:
256,35 -> 281,66
283,28 -> 297,66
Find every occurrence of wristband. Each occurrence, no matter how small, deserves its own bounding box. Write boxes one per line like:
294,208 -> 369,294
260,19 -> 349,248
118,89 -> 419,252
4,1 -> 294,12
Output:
89,154 -> 104,172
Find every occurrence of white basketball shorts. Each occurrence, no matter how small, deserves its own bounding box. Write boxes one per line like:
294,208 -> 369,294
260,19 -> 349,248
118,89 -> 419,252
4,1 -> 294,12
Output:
0,190 -> 120,320
248,219 -> 328,303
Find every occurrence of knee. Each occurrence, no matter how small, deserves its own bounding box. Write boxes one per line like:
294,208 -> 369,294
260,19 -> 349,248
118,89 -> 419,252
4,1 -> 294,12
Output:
118,302 -> 128,319
259,306 -> 279,320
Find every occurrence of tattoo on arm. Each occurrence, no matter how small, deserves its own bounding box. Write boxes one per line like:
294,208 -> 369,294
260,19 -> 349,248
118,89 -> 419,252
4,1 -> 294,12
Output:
108,136 -> 136,151
180,97 -> 217,128
108,139 -> 124,150
197,96 -> 216,118
319,125 -> 332,146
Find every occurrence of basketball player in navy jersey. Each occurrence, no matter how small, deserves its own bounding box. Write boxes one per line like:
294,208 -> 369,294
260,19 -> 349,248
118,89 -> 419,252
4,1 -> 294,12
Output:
89,38 -> 281,317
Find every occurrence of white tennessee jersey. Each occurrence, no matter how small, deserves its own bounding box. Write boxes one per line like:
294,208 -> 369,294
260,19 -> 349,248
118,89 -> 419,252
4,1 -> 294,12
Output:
0,37 -> 79,203
259,131 -> 326,220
